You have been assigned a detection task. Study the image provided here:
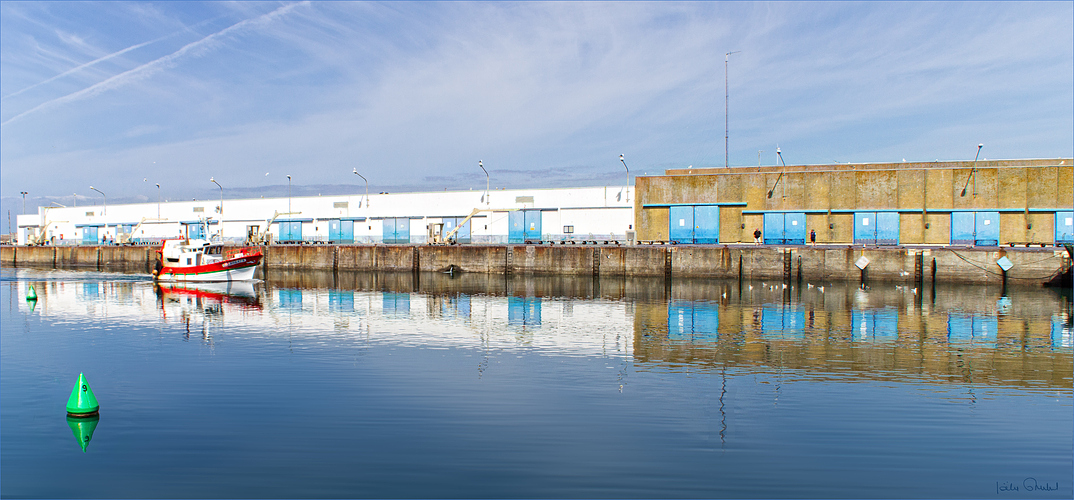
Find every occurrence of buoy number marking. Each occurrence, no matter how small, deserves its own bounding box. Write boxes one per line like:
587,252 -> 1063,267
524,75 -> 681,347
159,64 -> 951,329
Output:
82,385 -> 88,392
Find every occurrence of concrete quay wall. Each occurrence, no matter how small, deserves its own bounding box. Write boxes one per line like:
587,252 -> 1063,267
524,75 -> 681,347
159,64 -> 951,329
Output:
2,244 -> 1069,285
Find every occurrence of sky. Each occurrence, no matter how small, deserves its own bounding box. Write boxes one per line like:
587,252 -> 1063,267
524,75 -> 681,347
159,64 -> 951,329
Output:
2,1 -> 1072,229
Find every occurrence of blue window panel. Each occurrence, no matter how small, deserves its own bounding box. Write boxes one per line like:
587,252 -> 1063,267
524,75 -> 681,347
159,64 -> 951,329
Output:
667,301 -> 693,341
508,211 -> 525,243
851,309 -> 898,342
947,314 -> 997,347
975,211 -> 999,246
524,210 -> 542,241
82,226 -> 98,244
784,212 -> 806,245
1052,315 -> 1072,350
1054,212 -> 1074,244
508,296 -> 541,327
854,212 -> 876,245
762,212 -> 785,244
382,292 -> 410,316
876,212 -> 900,245
328,291 -> 354,312
951,212 -> 975,245
278,289 -> 302,309
669,206 -> 695,243
692,302 -> 720,341
693,206 -> 720,244
760,305 -> 806,340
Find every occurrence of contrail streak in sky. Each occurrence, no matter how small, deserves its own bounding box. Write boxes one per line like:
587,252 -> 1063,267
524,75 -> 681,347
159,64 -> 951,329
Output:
1,15 -> 226,102
1,2 -> 308,127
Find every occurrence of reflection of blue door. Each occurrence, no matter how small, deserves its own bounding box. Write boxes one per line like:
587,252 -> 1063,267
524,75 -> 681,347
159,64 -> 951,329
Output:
669,206 -> 694,243
508,296 -> 541,326
693,206 -> 720,244
668,301 -> 719,341
278,289 -> 302,309
329,291 -> 354,312
974,212 -> 999,246
382,292 -> 410,316
1056,212 -> 1074,244
951,212 -> 975,245
851,309 -> 898,342
524,210 -> 542,241
947,314 -> 997,348
760,305 -> 806,340
82,226 -> 98,244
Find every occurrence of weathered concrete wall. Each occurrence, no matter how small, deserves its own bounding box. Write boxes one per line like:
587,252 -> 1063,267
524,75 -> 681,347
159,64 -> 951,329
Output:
2,243 -> 1068,286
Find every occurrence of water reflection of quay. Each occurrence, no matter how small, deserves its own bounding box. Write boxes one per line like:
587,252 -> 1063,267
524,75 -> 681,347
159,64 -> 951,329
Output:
11,268 -> 1072,389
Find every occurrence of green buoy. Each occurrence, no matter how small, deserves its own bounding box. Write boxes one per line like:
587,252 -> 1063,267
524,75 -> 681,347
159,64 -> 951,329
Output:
66,373 -> 100,417
26,285 -> 37,301
67,414 -> 100,452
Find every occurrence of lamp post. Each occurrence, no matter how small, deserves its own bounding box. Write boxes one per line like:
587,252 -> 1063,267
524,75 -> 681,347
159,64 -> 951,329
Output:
89,186 -> 106,215
478,161 -> 489,206
20,191 -> 27,214
619,154 -> 630,203
73,193 -> 77,208
960,143 -> 984,197
352,169 -> 368,208
156,183 -> 161,218
725,50 -> 740,169
210,177 -> 223,239
287,175 -> 292,214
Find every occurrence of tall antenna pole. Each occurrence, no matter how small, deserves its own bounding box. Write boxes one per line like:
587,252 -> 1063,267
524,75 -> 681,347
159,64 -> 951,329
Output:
725,51 -> 740,169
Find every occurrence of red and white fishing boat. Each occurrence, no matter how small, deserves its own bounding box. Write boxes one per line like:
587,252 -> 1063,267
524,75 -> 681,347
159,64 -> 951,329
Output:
153,238 -> 262,282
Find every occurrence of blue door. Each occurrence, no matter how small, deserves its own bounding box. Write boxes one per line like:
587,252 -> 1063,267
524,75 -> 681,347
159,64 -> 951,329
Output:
524,210 -> 542,241
762,212 -> 785,244
287,221 -> 302,242
784,212 -> 806,245
329,220 -> 341,243
382,219 -> 397,243
443,217 -> 471,243
508,211 -> 525,243
82,226 -> 98,244
854,212 -> 876,244
693,206 -> 720,244
340,220 -> 354,243
1057,212 -> 1074,244
876,212 -> 900,245
669,206 -> 694,243
974,212 -> 999,246
395,218 -> 410,244
951,212 -> 975,245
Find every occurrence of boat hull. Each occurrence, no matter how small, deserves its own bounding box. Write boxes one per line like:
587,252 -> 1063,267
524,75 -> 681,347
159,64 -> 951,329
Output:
155,254 -> 262,282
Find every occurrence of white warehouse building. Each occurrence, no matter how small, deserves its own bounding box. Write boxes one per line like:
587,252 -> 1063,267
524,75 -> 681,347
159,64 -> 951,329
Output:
16,185 -> 635,246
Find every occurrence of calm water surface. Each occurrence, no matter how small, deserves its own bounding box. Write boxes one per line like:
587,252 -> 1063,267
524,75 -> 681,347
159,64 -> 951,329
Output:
2,266 -> 1071,498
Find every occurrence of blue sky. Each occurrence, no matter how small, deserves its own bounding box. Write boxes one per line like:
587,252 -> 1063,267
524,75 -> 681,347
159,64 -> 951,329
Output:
2,1 -> 1072,227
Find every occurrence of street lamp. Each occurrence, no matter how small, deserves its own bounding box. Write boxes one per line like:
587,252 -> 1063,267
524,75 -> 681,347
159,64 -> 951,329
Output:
89,186 -> 106,215
210,177 -> 223,215
478,161 -> 489,206
961,143 -> 984,197
156,183 -> 161,218
767,148 -> 786,199
20,191 -> 27,214
725,50 -> 740,169
619,154 -> 630,203
352,169 -> 368,208
287,175 -> 292,214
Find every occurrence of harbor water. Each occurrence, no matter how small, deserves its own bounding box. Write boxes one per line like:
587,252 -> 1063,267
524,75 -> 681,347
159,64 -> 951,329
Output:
1,266 -> 1071,498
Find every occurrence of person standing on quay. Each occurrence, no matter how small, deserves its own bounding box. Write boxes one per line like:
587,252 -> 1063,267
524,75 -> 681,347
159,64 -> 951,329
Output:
754,228 -> 762,244
810,229 -> 816,246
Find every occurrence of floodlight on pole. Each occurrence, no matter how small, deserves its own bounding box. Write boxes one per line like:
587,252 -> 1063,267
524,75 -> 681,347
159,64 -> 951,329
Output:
478,161 -> 489,206
287,175 -> 292,215
352,169 -> 369,208
20,191 -> 27,215
89,186 -> 106,215
960,143 -> 984,197
619,154 -> 630,203
210,177 -> 223,216
156,183 -> 161,218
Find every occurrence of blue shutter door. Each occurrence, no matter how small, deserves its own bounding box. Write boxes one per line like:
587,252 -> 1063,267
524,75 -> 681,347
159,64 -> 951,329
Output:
669,206 -> 694,243
950,212 -> 975,245
762,212 -> 785,244
1056,212 -> 1074,244
876,212 -> 900,245
508,211 -> 525,243
785,212 -> 806,245
693,206 -> 720,244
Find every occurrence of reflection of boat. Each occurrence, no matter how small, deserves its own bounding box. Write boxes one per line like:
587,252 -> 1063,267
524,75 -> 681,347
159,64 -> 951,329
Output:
153,238 -> 262,282
156,280 -> 261,309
